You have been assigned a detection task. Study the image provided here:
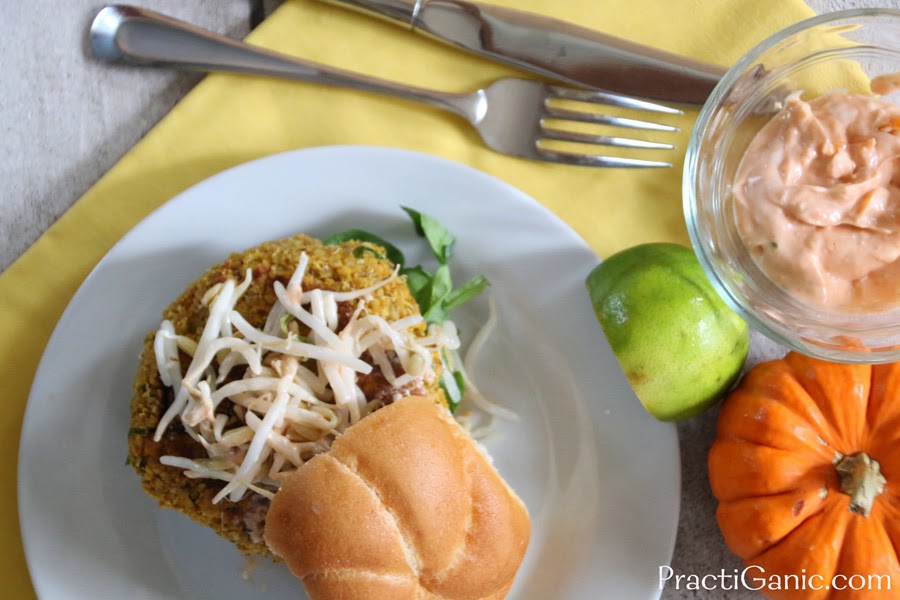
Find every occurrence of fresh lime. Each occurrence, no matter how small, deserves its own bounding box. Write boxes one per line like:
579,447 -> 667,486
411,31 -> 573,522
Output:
586,243 -> 749,421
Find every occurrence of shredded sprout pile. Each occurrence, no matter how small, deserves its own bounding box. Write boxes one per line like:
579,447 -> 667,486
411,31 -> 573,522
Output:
151,252 -> 470,503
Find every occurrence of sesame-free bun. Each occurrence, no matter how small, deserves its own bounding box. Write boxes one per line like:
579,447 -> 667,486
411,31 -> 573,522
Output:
264,396 -> 530,600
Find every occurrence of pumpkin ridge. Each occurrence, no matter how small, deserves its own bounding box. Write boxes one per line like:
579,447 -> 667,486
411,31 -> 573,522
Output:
863,413 -> 900,464
866,362 -> 900,433
712,468 -> 836,505
750,501 -> 850,592
709,440 -> 835,502
876,487 -> 900,514
716,434 -> 836,469
718,394 -> 835,462
866,412 -> 900,436
716,486 -> 832,560
784,353 -> 870,451
716,388 -> 840,461
741,366 -> 842,449
831,506 -> 900,596
878,513 -> 900,586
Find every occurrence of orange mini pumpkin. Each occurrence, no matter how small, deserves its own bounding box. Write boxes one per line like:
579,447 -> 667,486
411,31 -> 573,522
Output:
709,352 -> 900,599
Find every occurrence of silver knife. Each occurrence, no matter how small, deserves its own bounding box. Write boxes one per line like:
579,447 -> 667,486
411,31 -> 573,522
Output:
317,0 -> 727,105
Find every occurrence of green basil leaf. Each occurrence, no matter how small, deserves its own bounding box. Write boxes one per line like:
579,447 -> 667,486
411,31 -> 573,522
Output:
418,264 -> 452,323
402,206 -> 427,237
438,353 -> 463,414
441,371 -> 466,414
423,303 -> 448,325
430,264 -> 453,305
442,275 -> 490,312
453,370 -> 466,399
322,229 -> 406,267
401,206 -> 455,264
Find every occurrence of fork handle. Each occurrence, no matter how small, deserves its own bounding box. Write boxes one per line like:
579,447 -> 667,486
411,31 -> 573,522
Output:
89,5 -> 470,118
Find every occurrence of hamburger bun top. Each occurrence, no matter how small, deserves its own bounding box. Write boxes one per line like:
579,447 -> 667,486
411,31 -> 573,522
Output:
264,396 -> 530,600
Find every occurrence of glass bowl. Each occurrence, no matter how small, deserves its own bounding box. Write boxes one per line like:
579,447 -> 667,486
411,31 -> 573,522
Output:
684,8 -> 900,363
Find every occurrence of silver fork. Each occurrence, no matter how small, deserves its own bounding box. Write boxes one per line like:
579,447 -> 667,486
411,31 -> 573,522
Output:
89,5 -> 680,168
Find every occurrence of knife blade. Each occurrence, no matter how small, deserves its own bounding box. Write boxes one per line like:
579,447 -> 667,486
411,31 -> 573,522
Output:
317,0 -> 727,105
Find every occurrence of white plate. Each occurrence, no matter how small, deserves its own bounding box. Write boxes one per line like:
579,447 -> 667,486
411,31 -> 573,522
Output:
19,146 -> 679,600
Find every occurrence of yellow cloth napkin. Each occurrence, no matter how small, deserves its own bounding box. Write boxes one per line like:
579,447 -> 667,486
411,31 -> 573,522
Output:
1,0 -> 814,594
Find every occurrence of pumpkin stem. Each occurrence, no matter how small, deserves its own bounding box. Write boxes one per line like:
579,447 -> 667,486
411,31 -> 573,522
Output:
835,452 -> 886,517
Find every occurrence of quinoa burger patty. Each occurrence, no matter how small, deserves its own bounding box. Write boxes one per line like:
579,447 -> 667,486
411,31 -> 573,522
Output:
128,234 -> 445,557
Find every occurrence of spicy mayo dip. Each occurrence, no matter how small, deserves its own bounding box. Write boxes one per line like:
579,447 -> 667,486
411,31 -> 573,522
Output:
733,91 -> 900,313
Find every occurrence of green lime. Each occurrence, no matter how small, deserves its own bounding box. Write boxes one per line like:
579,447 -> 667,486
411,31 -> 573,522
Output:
586,243 -> 749,421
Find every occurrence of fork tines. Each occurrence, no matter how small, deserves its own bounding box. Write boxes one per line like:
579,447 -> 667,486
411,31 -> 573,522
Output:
539,85 -> 681,168
550,86 -> 683,115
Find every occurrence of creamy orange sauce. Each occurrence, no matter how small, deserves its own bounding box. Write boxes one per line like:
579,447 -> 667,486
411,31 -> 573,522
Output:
733,91 -> 900,313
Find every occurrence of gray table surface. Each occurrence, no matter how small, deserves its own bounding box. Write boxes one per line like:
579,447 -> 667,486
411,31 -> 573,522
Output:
0,0 -> 883,598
